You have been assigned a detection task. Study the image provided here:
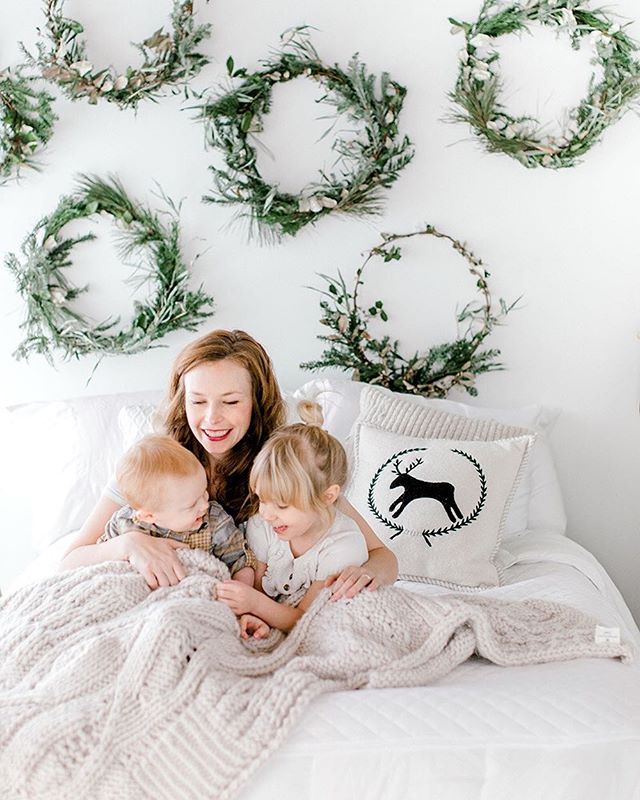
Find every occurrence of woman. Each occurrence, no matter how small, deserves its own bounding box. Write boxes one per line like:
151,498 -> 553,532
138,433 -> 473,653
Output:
61,329 -> 397,599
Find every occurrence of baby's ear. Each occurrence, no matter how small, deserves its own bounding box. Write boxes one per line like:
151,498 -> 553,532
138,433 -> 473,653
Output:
324,484 -> 341,505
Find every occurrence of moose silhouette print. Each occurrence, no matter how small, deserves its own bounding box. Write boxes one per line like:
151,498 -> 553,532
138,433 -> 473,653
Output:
389,457 -> 463,523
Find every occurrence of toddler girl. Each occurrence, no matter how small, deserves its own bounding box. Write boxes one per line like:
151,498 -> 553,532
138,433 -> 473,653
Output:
216,401 -> 368,637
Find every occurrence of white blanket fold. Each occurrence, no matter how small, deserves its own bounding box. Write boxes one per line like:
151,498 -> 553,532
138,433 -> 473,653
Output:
0,550 -> 632,800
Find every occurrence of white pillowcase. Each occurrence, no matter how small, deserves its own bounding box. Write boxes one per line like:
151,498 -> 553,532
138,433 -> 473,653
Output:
347,424 -> 532,588
293,377 -> 566,537
2,390 -> 163,551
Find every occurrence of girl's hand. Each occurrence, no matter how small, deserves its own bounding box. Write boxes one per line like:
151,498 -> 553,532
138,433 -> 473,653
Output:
239,614 -> 270,640
123,531 -> 188,589
325,565 -> 379,601
216,580 -> 259,615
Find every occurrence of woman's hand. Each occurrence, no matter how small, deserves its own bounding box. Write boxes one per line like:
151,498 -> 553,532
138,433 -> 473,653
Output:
123,531 -> 188,589
216,580 -> 259,615
239,613 -> 270,640
325,565 -> 379,601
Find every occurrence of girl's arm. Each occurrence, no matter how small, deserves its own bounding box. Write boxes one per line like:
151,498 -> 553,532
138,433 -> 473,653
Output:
60,494 -> 188,587
328,496 -> 399,599
216,580 -> 324,633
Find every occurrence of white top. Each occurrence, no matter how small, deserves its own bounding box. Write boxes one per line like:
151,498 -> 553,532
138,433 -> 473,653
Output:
246,510 -> 368,605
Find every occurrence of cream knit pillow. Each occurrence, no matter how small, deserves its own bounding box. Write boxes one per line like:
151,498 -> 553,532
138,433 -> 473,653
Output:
345,386 -> 535,589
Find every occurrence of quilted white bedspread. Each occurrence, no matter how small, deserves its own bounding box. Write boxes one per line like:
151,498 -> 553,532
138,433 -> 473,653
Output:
236,533 -> 640,800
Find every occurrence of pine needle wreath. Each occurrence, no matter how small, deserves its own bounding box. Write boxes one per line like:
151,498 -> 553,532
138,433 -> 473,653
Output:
448,0 -> 640,168
5,174 -> 214,366
27,0 -> 211,109
0,67 -> 56,185
302,225 -> 518,398
195,27 -> 414,242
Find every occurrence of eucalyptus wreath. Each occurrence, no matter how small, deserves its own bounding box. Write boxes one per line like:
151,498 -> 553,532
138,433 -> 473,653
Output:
302,225 -> 518,398
448,0 -> 640,168
0,67 -> 56,185
5,175 -> 214,366
28,0 -> 211,109
196,28 -> 414,242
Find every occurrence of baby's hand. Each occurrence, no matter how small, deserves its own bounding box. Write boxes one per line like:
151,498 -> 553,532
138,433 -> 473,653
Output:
216,580 -> 257,615
239,613 -> 270,640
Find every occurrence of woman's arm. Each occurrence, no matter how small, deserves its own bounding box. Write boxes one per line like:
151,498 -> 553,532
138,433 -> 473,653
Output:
328,496 -> 399,600
60,494 -> 188,587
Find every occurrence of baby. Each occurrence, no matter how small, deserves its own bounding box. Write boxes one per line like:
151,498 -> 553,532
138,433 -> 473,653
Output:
98,434 -> 255,584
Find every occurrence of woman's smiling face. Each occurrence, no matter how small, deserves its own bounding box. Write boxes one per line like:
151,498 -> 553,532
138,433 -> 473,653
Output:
183,359 -> 253,462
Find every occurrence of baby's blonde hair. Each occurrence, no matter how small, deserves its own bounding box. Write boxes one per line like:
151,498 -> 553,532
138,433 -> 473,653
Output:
117,434 -> 204,510
249,401 -> 347,520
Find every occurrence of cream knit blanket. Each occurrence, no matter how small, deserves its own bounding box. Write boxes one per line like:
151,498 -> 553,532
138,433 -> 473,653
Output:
0,550 -> 632,800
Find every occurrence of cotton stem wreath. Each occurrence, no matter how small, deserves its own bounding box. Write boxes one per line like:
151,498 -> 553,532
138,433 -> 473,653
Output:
27,0 -> 211,109
196,27 -> 414,242
302,225 -> 518,398
448,0 -> 640,168
5,174 -> 214,366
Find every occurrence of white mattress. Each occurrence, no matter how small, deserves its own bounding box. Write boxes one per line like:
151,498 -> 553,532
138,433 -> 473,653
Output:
236,533 -> 640,800
12,533 -> 640,800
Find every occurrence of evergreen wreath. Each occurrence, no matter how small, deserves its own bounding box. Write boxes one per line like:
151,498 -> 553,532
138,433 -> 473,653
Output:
302,225 -> 518,398
448,0 -> 640,169
196,27 -> 414,242
0,67 -> 56,185
28,0 -> 211,109
5,174 -> 214,366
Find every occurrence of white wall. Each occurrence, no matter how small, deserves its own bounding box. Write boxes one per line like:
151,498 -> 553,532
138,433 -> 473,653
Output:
1,1 -> 639,619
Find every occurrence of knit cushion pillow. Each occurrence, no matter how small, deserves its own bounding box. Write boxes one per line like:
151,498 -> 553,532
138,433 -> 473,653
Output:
345,386 -> 535,589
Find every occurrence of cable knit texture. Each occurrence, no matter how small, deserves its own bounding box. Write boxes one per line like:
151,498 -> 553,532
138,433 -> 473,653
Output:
0,549 -> 632,800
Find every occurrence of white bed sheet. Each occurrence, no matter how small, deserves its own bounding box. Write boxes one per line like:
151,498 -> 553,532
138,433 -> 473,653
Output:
10,533 -> 640,800
236,533 -> 640,800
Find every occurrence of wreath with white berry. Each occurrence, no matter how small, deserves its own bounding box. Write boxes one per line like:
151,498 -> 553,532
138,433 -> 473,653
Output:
0,66 -> 56,185
195,27 -> 414,242
28,0 -> 211,109
448,0 -> 640,169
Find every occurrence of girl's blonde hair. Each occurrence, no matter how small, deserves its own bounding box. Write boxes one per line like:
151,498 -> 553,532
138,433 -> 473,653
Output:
117,434 -> 204,510
249,401 -> 347,521
162,329 -> 286,523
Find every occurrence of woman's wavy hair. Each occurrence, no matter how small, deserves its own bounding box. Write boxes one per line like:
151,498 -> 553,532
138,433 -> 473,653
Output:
163,329 -> 286,522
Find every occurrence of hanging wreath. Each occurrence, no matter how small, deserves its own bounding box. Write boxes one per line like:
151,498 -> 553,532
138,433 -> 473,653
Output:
5,174 -> 214,366
448,0 -> 640,169
29,0 -> 211,109
0,67 -> 56,185
301,225 -> 518,398
196,27 -> 414,242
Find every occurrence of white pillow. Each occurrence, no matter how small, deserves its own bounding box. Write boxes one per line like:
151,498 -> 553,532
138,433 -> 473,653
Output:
293,377 -> 566,537
347,422 -> 533,588
1,390 -> 163,551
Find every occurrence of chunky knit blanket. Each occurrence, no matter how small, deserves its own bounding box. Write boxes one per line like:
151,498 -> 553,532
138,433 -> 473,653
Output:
0,550 -> 632,800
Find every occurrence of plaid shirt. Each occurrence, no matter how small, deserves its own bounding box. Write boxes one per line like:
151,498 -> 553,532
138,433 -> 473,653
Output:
99,501 -> 256,576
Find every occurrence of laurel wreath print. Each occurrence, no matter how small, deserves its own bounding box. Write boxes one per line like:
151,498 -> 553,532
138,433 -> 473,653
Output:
367,446 -> 488,547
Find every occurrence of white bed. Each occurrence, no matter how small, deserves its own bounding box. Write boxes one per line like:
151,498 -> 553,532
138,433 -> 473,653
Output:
3,380 -> 640,800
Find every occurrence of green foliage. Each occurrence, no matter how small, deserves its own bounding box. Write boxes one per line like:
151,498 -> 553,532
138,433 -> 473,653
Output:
301,225 -> 519,398
195,27 -> 414,242
5,175 -> 214,367
25,0 -> 211,109
448,0 -> 640,169
0,67 -> 56,185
